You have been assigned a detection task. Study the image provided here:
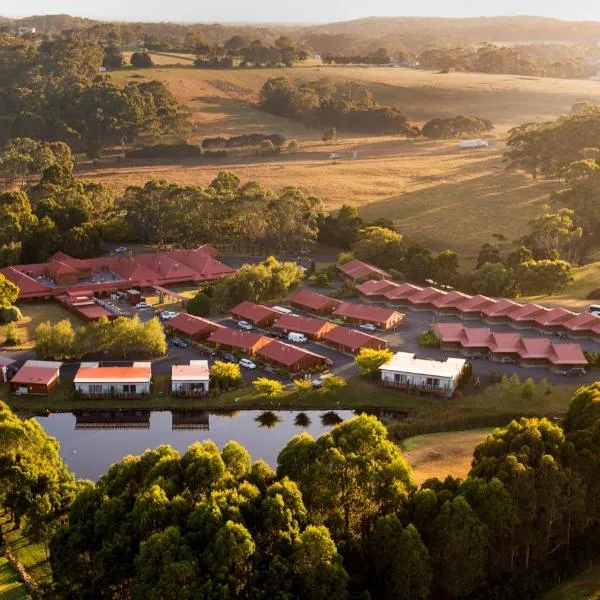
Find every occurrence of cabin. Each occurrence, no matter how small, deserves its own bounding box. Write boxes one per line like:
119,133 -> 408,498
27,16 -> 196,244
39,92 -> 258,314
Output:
380,352 -> 466,398
229,301 -> 282,328
355,279 -> 400,303
168,313 -> 224,341
206,328 -> 271,356
322,327 -> 389,355
337,259 -> 391,283
73,362 -> 152,399
332,302 -> 403,330
272,314 -> 336,341
171,360 -> 210,397
10,360 -> 62,395
257,340 -> 330,373
288,290 -> 342,315
0,356 -> 16,383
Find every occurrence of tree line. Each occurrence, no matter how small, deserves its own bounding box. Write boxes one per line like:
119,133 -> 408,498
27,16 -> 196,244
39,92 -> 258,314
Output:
3,384 -> 600,599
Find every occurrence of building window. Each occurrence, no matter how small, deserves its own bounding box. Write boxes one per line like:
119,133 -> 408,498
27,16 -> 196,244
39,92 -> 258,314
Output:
89,384 -> 103,394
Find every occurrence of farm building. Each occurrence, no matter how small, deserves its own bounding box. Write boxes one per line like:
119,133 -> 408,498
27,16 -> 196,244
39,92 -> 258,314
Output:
337,259 -> 391,283
168,313 -> 224,341
171,361 -> 209,398
332,302 -> 403,330
73,362 -> 152,399
10,360 -> 62,395
0,355 -> 16,383
1,245 -> 235,301
206,328 -> 270,355
229,301 -> 282,327
380,352 -> 466,398
272,314 -> 336,340
288,290 -> 342,315
257,340 -> 330,373
322,327 -> 389,355
356,279 -> 400,302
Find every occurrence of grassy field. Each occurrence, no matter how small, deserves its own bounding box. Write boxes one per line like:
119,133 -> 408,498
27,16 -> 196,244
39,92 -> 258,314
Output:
0,557 -> 27,600
401,428 -> 492,485
0,303 -> 79,350
542,563 -> 600,600
77,64 -> 594,265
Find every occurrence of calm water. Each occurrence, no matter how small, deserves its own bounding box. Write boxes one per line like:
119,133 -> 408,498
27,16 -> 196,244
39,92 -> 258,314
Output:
34,410 -> 355,481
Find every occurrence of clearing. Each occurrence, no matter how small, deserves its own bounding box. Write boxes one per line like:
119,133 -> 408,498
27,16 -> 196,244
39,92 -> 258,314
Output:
401,428 -> 492,485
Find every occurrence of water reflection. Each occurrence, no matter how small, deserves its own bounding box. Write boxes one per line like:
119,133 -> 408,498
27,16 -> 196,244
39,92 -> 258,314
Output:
171,410 -> 209,431
320,411 -> 343,427
74,410 -> 151,430
294,412 -> 311,428
254,410 -> 282,428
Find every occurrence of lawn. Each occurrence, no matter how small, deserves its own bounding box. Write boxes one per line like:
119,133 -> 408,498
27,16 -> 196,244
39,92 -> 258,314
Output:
542,562 -> 600,600
401,428 -> 493,485
0,303 -> 80,350
0,514 -> 51,586
0,557 -> 27,600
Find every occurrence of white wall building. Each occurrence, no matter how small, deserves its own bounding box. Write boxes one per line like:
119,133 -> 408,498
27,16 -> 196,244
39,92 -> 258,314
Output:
379,352 -> 466,397
171,360 -> 210,397
74,362 -> 152,398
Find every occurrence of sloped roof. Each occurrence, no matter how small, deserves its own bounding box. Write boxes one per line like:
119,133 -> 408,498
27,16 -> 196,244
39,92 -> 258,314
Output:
431,290 -> 470,309
563,312 -> 600,332
272,314 -> 333,335
11,360 -> 62,385
532,307 -> 576,327
229,301 -> 278,323
322,327 -> 388,351
0,267 -> 52,297
333,302 -> 402,323
547,344 -> 587,365
407,287 -> 447,305
481,299 -> 523,317
207,328 -> 268,350
338,259 -> 390,281
456,294 -> 496,313
169,313 -> 222,336
74,364 -> 152,383
509,303 -> 549,322
383,282 -> 424,300
257,340 -> 327,367
288,290 -> 341,311
172,360 -> 209,381
380,351 -> 466,378
356,279 -> 399,296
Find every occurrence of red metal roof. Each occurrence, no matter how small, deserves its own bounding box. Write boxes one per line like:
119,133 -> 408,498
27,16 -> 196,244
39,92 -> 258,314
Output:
169,313 -> 222,337
407,287 -> 447,305
11,365 -> 59,385
456,294 -> 495,313
481,299 -> 523,317
78,305 -> 113,320
207,328 -> 268,350
548,344 -> 587,365
333,302 -> 403,324
322,326 -> 388,351
172,361 -> 209,380
288,290 -> 341,311
356,279 -> 399,296
532,307 -> 576,327
272,314 -> 332,335
431,290 -> 470,309
229,301 -> 278,323
433,322 -> 465,342
505,303 -> 548,322
257,340 -> 327,367
488,332 -> 522,353
563,312 -> 600,332
338,259 -> 390,281
384,282 -> 424,300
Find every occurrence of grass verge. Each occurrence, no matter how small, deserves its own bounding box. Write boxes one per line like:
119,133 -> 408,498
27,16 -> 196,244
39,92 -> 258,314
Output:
541,561 -> 600,600
0,556 -> 27,600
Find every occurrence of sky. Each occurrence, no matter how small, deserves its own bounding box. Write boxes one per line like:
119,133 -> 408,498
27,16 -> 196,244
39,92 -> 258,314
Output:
3,0 -> 600,23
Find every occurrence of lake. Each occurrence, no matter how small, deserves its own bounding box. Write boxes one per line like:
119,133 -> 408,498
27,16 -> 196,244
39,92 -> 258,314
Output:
34,409 -> 356,480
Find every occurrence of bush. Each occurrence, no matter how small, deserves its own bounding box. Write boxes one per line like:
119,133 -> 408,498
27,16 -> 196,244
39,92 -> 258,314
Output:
287,139 -> 299,153
3,321 -> 19,345
126,143 -> 203,159
253,377 -> 285,397
130,52 -> 153,68
418,329 -> 441,348
323,127 -> 337,142
0,305 -> 23,324
313,273 -> 331,288
293,379 -> 313,395
187,292 -> 211,317
210,361 -> 243,389
321,375 -> 346,391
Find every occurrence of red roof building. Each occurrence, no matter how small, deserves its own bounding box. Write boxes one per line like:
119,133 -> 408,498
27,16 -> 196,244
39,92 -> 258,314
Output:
206,328 -> 271,355
74,362 -> 152,399
356,279 -> 400,301
332,302 -> 404,330
532,307 -> 577,329
55,293 -> 114,323
455,295 -> 496,319
383,282 -> 424,306
481,299 -> 523,321
406,287 -> 447,310
508,304 -> 549,327
430,290 -> 471,313
322,327 -> 389,355
229,301 -> 281,328
337,259 -> 391,282
168,313 -> 224,341
257,340 -> 330,373
272,314 -> 336,340
288,290 -> 342,315
10,360 -> 62,395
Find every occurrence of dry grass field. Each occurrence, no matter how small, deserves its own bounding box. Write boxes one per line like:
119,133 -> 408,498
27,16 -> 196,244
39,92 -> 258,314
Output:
401,428 -> 492,485
80,65 -> 600,265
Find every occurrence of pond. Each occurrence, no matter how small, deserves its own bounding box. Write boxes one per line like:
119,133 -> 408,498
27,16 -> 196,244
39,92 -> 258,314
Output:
33,409 -> 356,481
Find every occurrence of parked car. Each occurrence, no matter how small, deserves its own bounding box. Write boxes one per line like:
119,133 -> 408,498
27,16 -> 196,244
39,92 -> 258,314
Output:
223,353 -> 236,362
359,323 -> 377,332
135,302 -> 151,309
469,351 -> 488,360
288,332 -> 307,344
239,358 -> 257,369
115,246 -> 127,253
171,337 -> 187,348
498,357 -> 516,364
162,311 -> 179,320
564,367 -> 586,376
328,153 -> 341,160
311,376 -> 323,388
300,247 -> 312,255
237,320 -> 253,331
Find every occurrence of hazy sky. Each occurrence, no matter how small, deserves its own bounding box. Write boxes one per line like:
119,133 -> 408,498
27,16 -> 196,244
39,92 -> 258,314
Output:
3,0 -> 600,23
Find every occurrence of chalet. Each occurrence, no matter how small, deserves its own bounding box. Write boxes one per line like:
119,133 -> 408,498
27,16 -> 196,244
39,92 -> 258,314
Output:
380,352 -> 466,398
455,295 -> 496,320
10,360 -> 62,395
337,259 -> 391,283
405,287 -> 447,311
0,356 -> 16,383
257,340 -> 330,373
73,362 -> 152,399
481,299 -> 523,323
229,301 -> 281,328
288,290 -> 342,315
168,313 -> 224,341
383,282 -> 424,307
431,290 -> 470,315
322,327 -> 389,355
206,328 -> 271,355
171,360 -> 210,397
332,302 -> 403,330
356,279 -> 400,303
272,314 -> 336,341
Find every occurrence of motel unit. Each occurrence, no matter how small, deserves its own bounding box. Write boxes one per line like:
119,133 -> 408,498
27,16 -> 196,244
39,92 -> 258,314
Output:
167,313 -> 224,342
229,301 -> 283,328
272,314 -> 336,340
337,259 -> 391,283
73,362 -> 152,398
257,340 -> 330,373
332,302 -> 404,330
288,290 -> 342,315
206,328 -> 271,356
322,327 -> 389,355
171,360 -> 210,397
10,360 -> 63,395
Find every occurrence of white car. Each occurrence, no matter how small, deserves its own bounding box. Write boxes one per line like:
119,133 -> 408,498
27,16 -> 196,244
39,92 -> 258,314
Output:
288,332 -> 307,344
237,321 -> 254,331
328,153 -> 341,160
115,246 -> 127,253
359,323 -> 377,332
239,358 -> 257,369
136,302 -> 151,309
160,311 -> 178,320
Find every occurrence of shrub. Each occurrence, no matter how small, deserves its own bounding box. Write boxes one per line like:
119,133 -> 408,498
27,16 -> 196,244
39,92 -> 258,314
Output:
321,375 -> 346,391
521,377 -> 535,400
253,377 -> 285,397
287,139 -> 299,154
130,51 -> 153,68
355,347 -> 394,377
187,292 -> 211,317
126,143 -> 202,159
3,321 -> 19,345
0,305 -> 23,323
293,379 -> 313,395
313,273 -> 331,288
418,329 -> 441,348
210,361 -> 243,388
323,127 -> 337,142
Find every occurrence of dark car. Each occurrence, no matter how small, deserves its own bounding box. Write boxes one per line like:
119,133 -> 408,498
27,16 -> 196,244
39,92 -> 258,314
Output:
564,367 -> 586,376
171,337 -> 187,348
223,353 -> 236,362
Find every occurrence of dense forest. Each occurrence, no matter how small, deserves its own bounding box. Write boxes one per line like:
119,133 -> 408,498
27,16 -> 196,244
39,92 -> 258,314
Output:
3,385 -> 600,599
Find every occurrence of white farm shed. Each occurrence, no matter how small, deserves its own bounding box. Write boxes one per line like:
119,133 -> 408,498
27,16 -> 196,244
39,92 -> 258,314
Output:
379,352 -> 466,397
171,360 -> 210,398
458,139 -> 489,150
